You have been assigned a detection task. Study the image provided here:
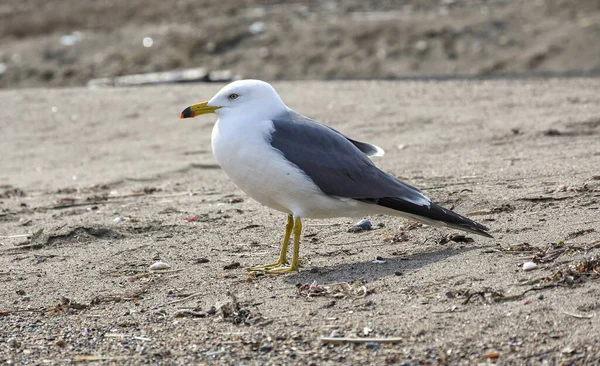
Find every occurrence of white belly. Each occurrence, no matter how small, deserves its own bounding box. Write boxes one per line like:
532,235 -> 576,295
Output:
211,118 -> 378,218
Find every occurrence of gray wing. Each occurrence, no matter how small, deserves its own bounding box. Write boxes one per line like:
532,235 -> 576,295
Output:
269,110 -> 430,206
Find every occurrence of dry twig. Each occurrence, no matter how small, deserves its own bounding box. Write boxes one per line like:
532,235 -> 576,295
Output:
320,337 -> 403,344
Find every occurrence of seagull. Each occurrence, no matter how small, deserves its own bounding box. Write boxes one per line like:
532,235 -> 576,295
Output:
180,80 -> 491,274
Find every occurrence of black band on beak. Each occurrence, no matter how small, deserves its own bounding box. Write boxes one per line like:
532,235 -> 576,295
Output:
180,106 -> 194,119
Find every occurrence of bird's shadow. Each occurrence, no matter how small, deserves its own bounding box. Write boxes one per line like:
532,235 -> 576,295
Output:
283,245 -> 486,285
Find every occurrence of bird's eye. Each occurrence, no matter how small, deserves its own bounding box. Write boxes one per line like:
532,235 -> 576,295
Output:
228,93 -> 239,100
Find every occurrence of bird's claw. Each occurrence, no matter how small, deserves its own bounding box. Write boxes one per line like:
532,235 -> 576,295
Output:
248,261 -> 287,271
248,262 -> 298,275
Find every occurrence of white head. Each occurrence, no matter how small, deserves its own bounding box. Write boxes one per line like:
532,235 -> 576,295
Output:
180,79 -> 287,121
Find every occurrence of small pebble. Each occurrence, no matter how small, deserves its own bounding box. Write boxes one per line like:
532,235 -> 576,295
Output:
206,306 -> 217,315
566,276 -> 574,286
149,261 -> 171,271
394,271 -> 403,276
371,259 -> 386,264
193,258 -> 210,264
348,219 -> 372,233
113,217 -> 123,223
484,351 -> 500,358
259,344 -> 273,353
522,262 -> 538,271
365,343 -> 379,350
55,340 -> 67,347
7,338 -> 21,348
223,262 -> 240,270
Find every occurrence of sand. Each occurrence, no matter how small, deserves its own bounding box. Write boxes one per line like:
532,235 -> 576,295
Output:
1,79 -> 599,364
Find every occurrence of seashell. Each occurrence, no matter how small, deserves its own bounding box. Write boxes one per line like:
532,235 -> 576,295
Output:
149,261 -> 171,271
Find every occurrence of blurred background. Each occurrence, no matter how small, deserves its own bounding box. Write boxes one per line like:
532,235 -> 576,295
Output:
1,0 -> 599,89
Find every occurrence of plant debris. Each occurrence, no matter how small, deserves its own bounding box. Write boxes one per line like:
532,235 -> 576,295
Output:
0,185 -> 26,198
464,257 -> 600,305
218,292 -> 264,325
400,221 -> 424,231
468,204 -> 515,216
320,337 -> 403,345
565,228 -> 595,240
384,232 -> 409,243
297,281 -> 370,299
439,233 -> 474,245
172,309 -> 207,318
502,243 -> 538,253
46,297 -> 88,316
539,256 -> 600,287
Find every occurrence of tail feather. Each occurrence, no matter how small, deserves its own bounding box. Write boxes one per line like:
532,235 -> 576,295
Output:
360,197 -> 493,238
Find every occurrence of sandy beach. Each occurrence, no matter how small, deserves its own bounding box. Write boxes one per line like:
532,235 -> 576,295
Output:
1,79 -> 599,364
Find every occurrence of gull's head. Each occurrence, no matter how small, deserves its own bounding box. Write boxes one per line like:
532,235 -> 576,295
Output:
180,79 -> 286,120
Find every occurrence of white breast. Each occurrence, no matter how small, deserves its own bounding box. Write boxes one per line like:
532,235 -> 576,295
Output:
212,119 -> 391,218
211,117 -> 376,218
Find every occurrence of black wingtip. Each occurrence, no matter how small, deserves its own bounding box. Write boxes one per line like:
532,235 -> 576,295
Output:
364,197 -> 493,238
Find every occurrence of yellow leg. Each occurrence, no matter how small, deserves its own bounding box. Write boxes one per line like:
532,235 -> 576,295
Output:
262,217 -> 302,274
290,217 -> 302,271
249,215 -> 293,271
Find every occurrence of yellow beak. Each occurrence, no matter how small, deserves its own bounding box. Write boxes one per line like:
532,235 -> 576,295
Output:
180,101 -> 220,119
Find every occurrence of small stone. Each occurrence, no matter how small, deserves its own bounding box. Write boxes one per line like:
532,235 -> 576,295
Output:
365,343 -> 379,350
55,340 -> 67,347
16,289 -> 25,296
206,306 -> 217,315
149,261 -> 171,271
566,276 -> 574,286
7,338 -> 21,348
223,262 -> 240,270
394,271 -> 403,276
348,219 -> 372,233
484,351 -> 500,358
522,262 -> 537,271
249,22 -> 266,35
193,258 -> 210,264
561,346 -> 574,354
113,217 -> 124,223
414,40 -> 429,52
259,344 -> 273,353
